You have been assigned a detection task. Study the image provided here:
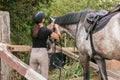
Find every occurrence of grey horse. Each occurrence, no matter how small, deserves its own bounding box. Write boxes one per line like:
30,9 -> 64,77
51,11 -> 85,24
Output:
49,8 -> 120,80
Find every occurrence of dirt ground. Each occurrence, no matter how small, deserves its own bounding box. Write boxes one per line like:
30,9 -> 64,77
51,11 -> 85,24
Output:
67,76 -> 100,80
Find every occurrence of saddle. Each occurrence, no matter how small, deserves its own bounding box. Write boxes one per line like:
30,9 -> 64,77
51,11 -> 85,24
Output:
84,4 -> 120,39
85,4 -> 120,56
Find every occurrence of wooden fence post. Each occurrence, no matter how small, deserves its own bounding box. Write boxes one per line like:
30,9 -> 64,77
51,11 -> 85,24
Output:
0,11 -> 11,80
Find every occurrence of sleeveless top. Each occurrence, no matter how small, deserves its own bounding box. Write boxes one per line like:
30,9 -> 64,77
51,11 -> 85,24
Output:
31,27 -> 52,48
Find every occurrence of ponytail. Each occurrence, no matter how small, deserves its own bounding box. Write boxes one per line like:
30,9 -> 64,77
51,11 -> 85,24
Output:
32,25 -> 39,38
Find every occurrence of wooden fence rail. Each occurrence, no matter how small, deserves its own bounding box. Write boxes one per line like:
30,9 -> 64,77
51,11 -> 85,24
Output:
0,43 -> 46,80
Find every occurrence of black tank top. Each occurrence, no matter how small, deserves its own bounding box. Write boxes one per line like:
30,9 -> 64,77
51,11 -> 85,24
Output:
31,27 -> 52,48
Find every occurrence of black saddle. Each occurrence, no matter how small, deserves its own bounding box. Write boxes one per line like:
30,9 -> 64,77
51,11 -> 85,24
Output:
86,10 -> 108,24
85,4 -> 120,34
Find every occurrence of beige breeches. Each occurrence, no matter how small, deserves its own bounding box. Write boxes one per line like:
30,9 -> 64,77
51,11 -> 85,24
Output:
29,48 -> 49,79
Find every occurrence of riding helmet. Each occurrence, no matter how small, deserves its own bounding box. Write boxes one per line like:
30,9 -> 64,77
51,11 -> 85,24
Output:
32,11 -> 45,24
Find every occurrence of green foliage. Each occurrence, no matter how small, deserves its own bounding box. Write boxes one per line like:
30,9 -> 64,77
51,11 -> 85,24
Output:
49,0 -> 119,16
64,62 -> 83,78
49,61 -> 97,80
2,0 -> 34,45
48,61 -> 83,80
1,0 -> 52,45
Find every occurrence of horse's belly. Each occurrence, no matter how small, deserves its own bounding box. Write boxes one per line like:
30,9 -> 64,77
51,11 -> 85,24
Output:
94,37 -> 120,60
102,48 -> 120,60
94,31 -> 120,60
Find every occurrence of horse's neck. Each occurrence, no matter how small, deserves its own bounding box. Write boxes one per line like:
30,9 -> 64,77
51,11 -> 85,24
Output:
63,22 -> 87,39
64,24 -> 78,38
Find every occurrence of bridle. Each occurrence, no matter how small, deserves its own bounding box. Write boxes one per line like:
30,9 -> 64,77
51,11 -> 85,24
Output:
52,37 -> 64,80
50,17 -> 65,80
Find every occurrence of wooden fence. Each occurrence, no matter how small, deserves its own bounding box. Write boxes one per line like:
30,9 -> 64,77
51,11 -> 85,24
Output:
0,43 -> 46,80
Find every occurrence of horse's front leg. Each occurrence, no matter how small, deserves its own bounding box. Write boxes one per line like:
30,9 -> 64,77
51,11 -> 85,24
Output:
80,54 -> 90,80
94,54 -> 108,80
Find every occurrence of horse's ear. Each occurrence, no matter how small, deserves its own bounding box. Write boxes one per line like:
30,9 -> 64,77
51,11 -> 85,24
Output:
49,16 -> 55,24
49,16 -> 54,21
49,16 -> 52,20
48,17 -> 52,24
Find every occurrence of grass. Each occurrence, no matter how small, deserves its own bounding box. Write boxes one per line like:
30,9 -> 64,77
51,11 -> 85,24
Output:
48,59 -> 98,80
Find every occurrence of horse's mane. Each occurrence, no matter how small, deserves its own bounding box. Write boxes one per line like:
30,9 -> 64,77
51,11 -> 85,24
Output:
54,9 -> 93,26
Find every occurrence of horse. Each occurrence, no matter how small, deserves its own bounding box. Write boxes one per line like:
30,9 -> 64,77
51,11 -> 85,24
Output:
49,8 -> 120,80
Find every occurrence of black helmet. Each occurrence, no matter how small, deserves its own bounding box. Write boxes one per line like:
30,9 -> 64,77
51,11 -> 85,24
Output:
32,11 -> 45,24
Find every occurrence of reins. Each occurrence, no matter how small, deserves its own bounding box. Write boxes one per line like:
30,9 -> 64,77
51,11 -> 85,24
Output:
74,18 -> 81,52
52,36 -> 64,80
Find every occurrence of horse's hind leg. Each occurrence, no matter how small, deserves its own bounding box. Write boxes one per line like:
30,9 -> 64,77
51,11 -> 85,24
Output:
80,54 -> 90,80
94,54 -> 108,80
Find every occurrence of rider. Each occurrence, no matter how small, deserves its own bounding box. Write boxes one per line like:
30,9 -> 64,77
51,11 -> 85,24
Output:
30,11 -> 61,79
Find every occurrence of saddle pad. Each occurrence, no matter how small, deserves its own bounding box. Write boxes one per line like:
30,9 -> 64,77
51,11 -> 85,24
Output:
84,12 -> 118,33
93,12 -> 118,33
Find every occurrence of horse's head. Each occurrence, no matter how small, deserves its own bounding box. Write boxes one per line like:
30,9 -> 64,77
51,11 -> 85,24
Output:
48,17 -> 74,39
48,16 -> 63,31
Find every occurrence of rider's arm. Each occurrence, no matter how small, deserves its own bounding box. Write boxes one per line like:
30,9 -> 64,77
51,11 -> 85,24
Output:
48,24 -> 61,40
